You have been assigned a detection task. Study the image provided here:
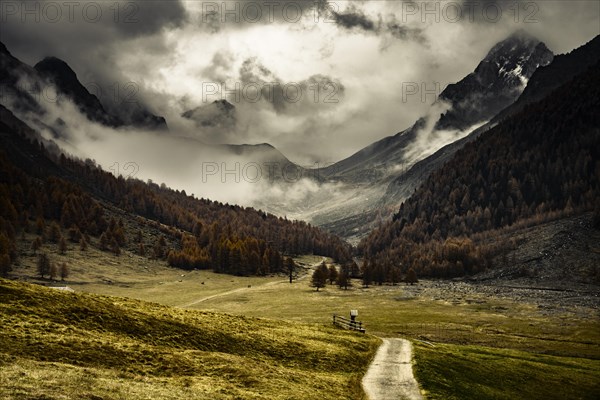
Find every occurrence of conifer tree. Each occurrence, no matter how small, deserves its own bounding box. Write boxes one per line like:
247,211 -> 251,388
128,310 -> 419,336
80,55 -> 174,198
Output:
328,264 -> 338,285
406,268 -> 418,285
50,263 -> 58,280
337,267 -> 350,290
311,263 -> 328,291
60,262 -> 69,281
0,254 -> 11,276
58,236 -> 67,255
37,253 -> 51,278
285,257 -> 295,283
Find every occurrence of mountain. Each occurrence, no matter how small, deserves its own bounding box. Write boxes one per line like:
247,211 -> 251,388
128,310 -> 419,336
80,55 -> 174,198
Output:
227,142 -> 306,181
0,41 -> 167,131
0,41 -> 44,115
383,34 -> 600,217
320,122 -> 422,184
0,104 -> 69,178
179,101 -> 309,184
323,31 -> 553,184
435,30 -> 553,131
120,103 -> 168,131
492,34 -> 600,122
182,99 -> 236,129
281,32 -> 554,241
360,58 -> 600,281
34,57 -> 121,127
160,133 -> 311,186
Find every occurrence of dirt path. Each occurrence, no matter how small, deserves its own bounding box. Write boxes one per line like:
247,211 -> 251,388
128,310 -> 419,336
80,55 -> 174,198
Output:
178,259 -> 324,308
362,338 -> 423,400
179,286 -> 250,308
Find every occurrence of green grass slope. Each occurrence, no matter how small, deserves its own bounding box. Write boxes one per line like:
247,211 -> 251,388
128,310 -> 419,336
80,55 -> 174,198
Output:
413,342 -> 600,400
0,278 -> 379,399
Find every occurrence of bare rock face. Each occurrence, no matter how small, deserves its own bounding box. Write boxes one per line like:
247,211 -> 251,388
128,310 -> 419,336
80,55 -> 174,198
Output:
435,30 -> 554,131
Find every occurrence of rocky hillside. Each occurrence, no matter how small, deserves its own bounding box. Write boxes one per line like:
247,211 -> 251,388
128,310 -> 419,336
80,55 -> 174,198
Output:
436,30 -> 553,131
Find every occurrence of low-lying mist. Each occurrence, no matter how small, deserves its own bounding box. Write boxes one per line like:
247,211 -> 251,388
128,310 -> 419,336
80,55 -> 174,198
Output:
403,101 -> 482,166
4,91 -> 353,215
3,70 -> 486,224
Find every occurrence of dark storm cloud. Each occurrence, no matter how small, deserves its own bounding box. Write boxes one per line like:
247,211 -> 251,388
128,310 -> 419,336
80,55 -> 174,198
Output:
0,0 -> 188,120
112,0 -> 188,37
324,4 -> 427,44
332,7 -> 375,31
383,14 -> 427,44
193,0 -> 425,44
0,1 -> 187,52
1,0 -> 598,167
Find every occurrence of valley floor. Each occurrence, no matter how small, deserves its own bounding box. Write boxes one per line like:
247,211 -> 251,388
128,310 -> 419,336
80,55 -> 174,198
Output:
6,240 -> 600,399
0,277 -> 379,400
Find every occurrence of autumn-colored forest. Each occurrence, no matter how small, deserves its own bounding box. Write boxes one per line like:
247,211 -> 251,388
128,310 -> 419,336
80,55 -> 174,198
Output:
359,62 -> 600,281
1,61 -> 599,282
0,117 -> 352,276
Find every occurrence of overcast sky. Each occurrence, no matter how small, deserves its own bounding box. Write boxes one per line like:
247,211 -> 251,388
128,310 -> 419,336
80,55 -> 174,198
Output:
1,0 -> 599,165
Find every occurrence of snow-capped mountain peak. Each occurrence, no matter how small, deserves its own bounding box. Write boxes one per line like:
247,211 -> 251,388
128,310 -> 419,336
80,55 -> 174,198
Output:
435,31 -> 554,131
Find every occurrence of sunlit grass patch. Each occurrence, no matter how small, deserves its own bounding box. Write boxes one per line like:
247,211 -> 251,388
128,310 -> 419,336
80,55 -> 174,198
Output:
0,278 -> 379,399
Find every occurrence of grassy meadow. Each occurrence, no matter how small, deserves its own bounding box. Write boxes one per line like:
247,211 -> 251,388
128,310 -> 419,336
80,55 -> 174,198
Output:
0,278 -> 379,399
6,238 -> 600,399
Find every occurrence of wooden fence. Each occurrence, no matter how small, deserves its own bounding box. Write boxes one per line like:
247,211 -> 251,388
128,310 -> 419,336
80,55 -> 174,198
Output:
332,314 -> 365,333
